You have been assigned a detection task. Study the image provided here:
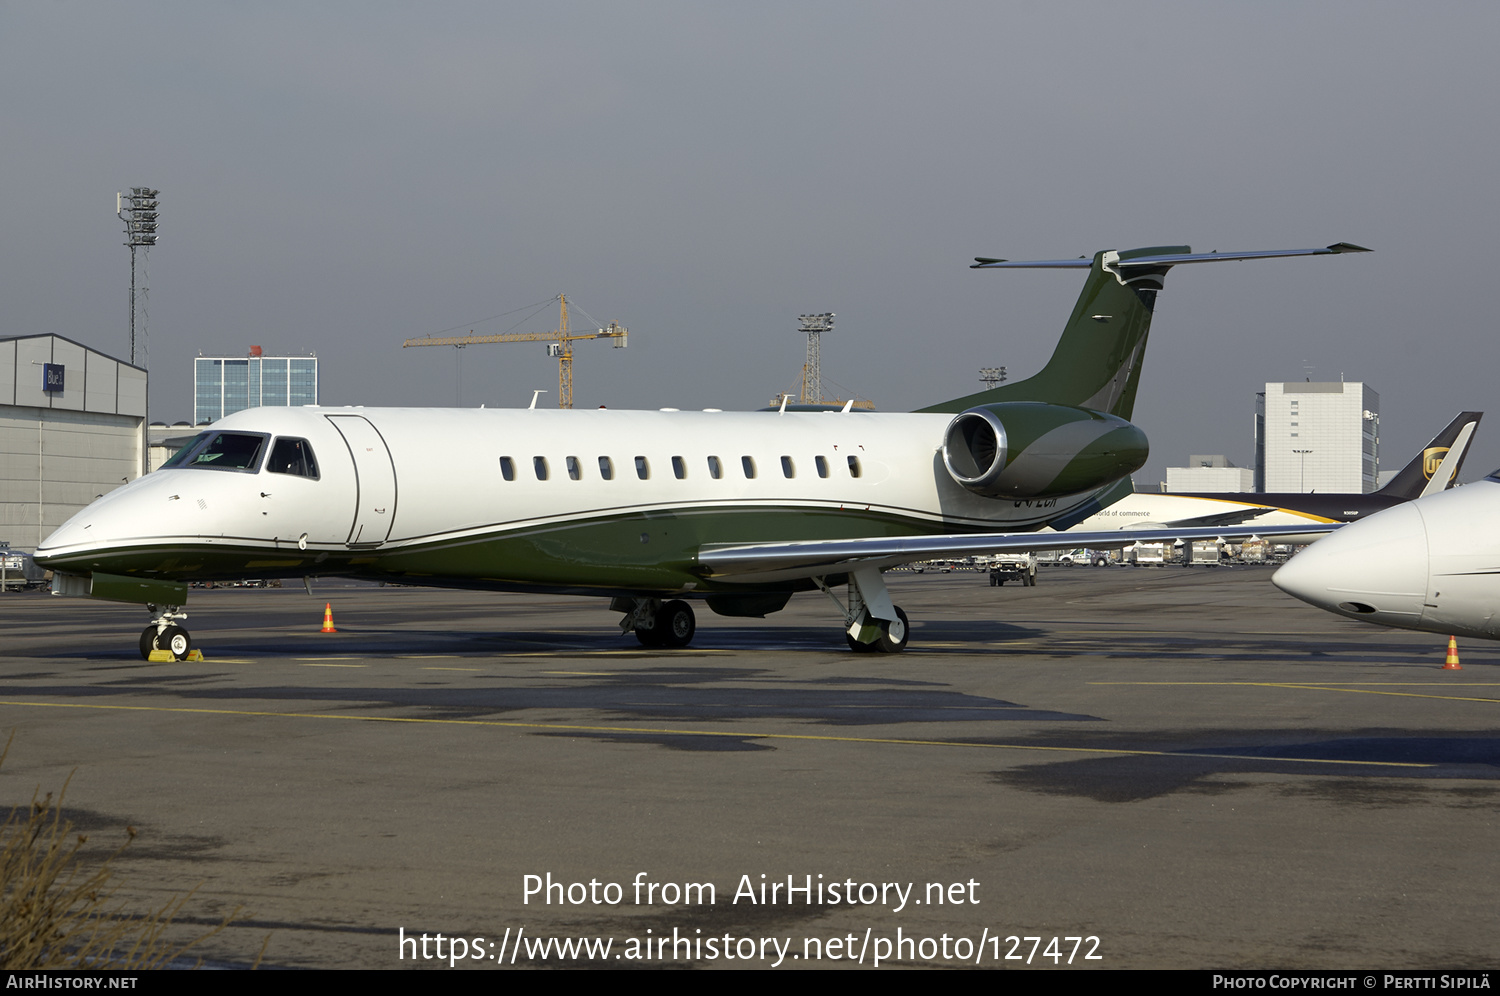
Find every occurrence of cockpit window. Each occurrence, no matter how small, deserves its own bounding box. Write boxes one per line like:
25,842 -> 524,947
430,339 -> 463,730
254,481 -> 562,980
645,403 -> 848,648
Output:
162,432 -> 212,467
267,437 -> 319,479
162,431 -> 269,472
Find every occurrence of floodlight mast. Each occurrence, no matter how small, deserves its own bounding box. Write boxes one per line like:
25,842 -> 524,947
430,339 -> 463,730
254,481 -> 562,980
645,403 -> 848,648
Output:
797,312 -> 834,404
118,187 -> 160,367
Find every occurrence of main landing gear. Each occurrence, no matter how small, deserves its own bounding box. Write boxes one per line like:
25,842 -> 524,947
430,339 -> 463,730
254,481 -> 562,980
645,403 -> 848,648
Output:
816,566 -> 910,653
614,597 -> 697,648
139,604 -> 193,661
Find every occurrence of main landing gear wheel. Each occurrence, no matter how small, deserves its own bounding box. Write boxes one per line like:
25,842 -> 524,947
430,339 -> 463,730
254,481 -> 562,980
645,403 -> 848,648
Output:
634,617 -> 664,647
636,600 -> 696,648
845,606 -> 910,654
139,624 -> 193,661
658,600 -> 696,647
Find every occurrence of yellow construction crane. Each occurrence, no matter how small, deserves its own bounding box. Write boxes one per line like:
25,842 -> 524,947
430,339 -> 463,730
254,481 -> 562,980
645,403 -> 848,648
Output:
401,295 -> 627,409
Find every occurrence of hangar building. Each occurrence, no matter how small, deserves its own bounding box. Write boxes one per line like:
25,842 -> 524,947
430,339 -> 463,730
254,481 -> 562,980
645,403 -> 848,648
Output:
0,334 -> 147,552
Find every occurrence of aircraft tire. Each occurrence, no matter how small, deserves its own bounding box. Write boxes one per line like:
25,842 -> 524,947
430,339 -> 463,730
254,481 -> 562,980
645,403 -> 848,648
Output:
658,600 -> 696,648
139,625 -> 158,660
635,622 -> 665,647
160,625 -> 192,661
845,631 -> 877,653
874,607 -> 910,654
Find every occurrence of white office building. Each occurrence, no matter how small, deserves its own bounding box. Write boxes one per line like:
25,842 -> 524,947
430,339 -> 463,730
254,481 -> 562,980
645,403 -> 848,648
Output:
1256,381 -> 1379,493
1166,455 -> 1255,493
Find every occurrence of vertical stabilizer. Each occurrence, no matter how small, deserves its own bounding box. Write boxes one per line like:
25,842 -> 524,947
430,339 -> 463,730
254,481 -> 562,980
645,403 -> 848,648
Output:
921,246 -> 1187,419
1375,412 -> 1483,498
922,242 -> 1371,421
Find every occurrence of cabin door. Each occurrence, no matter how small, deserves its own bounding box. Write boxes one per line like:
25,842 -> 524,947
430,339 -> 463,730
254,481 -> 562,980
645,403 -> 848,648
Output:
326,415 -> 398,547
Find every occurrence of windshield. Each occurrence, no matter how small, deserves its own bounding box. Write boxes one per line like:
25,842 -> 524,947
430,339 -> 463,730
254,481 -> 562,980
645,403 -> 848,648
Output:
162,431 -> 269,472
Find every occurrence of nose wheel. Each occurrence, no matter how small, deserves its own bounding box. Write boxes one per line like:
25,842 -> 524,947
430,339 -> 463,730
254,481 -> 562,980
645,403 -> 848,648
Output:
139,603 -> 193,661
139,624 -> 193,660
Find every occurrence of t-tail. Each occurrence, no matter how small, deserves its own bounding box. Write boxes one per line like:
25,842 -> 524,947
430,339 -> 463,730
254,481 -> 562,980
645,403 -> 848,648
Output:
920,243 -> 1372,420
1375,411 -> 1482,499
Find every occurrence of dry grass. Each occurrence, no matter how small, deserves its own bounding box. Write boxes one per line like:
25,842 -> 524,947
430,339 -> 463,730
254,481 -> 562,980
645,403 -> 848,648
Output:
0,737 -> 250,969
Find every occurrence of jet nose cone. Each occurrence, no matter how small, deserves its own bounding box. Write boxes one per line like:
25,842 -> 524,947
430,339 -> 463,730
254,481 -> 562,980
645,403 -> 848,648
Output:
35,517 -> 91,561
1272,504 -> 1428,625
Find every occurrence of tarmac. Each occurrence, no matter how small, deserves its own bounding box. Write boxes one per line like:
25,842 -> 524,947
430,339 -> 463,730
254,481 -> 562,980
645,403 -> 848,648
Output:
0,565 -> 1495,969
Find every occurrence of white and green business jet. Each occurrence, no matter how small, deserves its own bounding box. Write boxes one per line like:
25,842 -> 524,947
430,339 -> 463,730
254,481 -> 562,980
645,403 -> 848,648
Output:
38,243 -> 1368,660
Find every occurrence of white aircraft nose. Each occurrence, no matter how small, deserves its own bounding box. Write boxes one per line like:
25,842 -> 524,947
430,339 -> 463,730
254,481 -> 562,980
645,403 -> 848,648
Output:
1272,503 -> 1428,626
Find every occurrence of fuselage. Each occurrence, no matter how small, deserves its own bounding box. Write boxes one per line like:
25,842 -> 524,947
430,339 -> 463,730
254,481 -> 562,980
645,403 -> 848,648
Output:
1061,490 -> 1405,545
1272,477 -> 1500,640
36,405 -> 1111,597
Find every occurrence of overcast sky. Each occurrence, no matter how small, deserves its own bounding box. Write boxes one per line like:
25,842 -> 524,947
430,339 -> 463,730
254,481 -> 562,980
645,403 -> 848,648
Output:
4,2 -> 1498,485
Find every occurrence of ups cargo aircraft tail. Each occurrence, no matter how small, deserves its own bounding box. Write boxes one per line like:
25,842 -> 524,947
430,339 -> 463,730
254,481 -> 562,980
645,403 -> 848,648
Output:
1058,410 -> 1482,544
36,243 -> 1370,659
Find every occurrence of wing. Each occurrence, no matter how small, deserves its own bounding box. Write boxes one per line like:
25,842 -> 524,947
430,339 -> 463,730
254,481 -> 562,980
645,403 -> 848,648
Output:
696,522 -> 1337,583
1154,506 -> 1277,529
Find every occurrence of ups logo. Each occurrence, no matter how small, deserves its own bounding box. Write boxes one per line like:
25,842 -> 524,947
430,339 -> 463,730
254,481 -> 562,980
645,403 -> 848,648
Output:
1423,447 -> 1449,479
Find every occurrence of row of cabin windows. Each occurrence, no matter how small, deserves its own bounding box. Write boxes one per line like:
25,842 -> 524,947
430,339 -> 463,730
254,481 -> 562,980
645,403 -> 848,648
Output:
498,454 -> 863,482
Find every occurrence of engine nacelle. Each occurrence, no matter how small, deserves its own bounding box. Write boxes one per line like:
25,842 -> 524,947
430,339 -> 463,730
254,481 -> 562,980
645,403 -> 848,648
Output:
941,403 -> 1148,500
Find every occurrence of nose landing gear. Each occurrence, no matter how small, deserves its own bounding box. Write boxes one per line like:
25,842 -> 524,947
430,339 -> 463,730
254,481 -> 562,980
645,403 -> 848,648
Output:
139,604 -> 193,661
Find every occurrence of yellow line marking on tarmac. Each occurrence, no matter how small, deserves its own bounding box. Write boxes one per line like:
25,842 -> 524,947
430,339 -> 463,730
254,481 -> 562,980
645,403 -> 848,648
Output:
543,671 -> 615,676
0,699 -> 1431,767
1092,681 -> 1500,705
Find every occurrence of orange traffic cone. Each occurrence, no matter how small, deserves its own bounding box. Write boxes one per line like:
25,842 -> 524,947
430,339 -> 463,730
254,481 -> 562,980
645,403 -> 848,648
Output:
321,603 -> 338,633
1442,635 -> 1462,670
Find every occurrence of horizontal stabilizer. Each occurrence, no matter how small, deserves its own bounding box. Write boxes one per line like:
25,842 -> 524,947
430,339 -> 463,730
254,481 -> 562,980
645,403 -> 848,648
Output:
971,243 -> 1370,270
